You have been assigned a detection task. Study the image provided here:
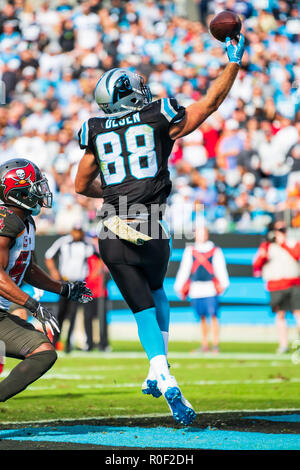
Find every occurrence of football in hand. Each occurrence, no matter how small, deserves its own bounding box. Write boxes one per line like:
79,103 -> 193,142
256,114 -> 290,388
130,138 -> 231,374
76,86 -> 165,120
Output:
209,11 -> 242,42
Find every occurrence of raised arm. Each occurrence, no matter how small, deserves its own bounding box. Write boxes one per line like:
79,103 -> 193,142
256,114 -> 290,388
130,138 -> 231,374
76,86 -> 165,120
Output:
169,35 -> 245,140
75,149 -> 103,198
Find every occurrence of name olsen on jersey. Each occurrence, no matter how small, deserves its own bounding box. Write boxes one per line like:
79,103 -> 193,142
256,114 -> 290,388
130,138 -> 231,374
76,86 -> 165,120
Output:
105,112 -> 141,129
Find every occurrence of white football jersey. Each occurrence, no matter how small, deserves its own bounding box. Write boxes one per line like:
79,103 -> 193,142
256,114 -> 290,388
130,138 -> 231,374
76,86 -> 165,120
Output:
0,207 -> 35,312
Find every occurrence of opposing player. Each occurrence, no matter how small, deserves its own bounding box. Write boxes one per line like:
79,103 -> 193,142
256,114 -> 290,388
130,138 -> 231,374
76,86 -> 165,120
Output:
0,158 -> 92,402
75,36 -> 245,425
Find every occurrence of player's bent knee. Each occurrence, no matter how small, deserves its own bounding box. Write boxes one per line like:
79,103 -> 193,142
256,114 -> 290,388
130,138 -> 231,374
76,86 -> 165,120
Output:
26,342 -> 56,357
26,345 -> 57,370
0,347 -> 57,403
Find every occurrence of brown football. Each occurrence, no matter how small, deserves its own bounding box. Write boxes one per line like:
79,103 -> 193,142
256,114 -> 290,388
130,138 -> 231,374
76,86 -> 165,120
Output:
209,11 -> 242,42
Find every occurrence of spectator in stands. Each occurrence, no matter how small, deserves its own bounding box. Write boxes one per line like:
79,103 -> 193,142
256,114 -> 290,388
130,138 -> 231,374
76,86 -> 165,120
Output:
36,2 -> 60,40
0,0 -> 299,236
0,3 -> 19,34
245,117 -> 265,151
230,67 -> 253,105
216,119 -> 244,171
73,2 -> 100,51
237,133 -> 261,182
253,219 -> 300,353
55,68 -> 83,107
59,19 -> 75,52
0,20 -> 20,50
201,118 -> 220,169
174,225 -> 229,353
12,124 -> 48,170
287,122 -> 300,192
181,126 -> 208,169
44,224 -> 94,352
274,80 -> 299,120
257,125 -> 291,189
1,59 -> 19,102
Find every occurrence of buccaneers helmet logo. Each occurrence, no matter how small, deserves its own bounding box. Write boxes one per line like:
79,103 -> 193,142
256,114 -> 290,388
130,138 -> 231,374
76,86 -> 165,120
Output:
1,163 -> 36,197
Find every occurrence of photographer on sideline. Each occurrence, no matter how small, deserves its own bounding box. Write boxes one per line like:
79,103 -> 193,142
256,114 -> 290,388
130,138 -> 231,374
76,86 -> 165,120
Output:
253,219 -> 300,353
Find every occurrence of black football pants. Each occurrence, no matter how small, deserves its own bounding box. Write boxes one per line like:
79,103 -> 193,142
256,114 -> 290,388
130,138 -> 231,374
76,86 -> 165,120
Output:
98,220 -> 170,313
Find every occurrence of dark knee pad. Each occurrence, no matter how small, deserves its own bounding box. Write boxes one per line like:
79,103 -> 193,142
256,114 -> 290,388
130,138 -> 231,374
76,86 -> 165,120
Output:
0,349 -> 57,402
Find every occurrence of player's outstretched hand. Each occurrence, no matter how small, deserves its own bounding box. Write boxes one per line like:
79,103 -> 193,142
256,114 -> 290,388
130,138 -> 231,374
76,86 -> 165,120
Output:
61,281 -> 93,303
225,34 -> 245,66
33,304 -> 60,338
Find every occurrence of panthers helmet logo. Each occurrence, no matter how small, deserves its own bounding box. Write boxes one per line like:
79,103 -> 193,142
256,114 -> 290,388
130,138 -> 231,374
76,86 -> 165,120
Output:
112,74 -> 133,104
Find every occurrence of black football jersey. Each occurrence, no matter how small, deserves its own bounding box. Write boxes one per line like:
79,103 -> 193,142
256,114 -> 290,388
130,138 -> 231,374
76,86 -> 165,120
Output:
78,98 -> 185,218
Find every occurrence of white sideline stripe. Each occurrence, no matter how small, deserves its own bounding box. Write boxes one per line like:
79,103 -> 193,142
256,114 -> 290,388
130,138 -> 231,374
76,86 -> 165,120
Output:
77,378 -> 300,387
194,378 -> 300,385
59,365 -> 144,371
20,377 -> 300,389
56,351 -> 293,361
49,361 -> 295,371
2,408 -> 300,425
0,372 -> 105,380
188,361 -> 295,369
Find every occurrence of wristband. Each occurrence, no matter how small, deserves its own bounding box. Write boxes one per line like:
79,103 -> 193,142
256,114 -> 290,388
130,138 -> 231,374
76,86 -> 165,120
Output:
24,297 -> 39,313
60,282 -> 70,298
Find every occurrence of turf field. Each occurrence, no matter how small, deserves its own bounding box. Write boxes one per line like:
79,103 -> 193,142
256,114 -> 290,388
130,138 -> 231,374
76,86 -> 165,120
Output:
1,341 -> 300,423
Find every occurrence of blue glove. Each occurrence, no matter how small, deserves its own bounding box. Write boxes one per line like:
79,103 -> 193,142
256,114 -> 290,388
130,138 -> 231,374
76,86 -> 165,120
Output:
225,34 -> 245,66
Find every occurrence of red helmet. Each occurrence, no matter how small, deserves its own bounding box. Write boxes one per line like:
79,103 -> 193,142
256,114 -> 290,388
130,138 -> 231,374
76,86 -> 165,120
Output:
0,158 -> 52,212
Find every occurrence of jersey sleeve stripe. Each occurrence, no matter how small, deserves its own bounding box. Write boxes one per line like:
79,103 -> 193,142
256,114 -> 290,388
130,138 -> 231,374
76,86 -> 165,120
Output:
80,121 -> 89,147
166,99 -> 178,117
16,228 -> 25,238
161,98 -> 177,122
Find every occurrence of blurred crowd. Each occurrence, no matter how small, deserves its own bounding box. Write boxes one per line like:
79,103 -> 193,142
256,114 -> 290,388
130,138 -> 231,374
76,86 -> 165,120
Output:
0,0 -> 299,234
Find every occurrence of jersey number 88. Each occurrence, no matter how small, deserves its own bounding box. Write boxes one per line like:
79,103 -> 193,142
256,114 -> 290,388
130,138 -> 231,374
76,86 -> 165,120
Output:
96,124 -> 158,185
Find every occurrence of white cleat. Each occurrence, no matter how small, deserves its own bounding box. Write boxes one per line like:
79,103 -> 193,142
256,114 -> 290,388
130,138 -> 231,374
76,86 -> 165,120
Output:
142,379 -> 162,398
164,386 -> 196,426
141,362 -> 171,398
160,376 -> 196,426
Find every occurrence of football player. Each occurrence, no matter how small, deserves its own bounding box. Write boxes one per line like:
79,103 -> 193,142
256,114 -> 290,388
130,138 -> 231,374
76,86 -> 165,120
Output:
0,158 -> 92,402
75,36 -> 245,425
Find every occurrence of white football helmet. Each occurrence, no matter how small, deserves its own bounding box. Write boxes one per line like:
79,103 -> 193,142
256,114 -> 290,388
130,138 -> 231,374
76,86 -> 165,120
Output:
94,68 -> 152,117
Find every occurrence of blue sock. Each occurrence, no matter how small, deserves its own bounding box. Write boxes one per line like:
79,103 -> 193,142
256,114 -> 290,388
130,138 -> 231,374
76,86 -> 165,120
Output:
152,288 -> 170,332
134,307 -> 165,361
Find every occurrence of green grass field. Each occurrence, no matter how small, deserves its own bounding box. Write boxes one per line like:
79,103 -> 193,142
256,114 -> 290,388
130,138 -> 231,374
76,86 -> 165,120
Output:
1,341 -> 300,423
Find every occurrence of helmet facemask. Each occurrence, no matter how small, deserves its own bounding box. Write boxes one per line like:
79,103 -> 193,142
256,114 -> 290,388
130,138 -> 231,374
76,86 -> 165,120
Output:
30,177 -> 53,209
139,76 -> 152,106
7,176 -> 53,212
